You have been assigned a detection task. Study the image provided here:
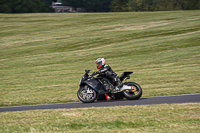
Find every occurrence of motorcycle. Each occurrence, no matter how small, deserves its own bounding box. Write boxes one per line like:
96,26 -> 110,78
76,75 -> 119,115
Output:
77,70 -> 142,103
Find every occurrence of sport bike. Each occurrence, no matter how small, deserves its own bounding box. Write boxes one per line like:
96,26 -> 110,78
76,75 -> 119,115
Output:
77,70 -> 142,103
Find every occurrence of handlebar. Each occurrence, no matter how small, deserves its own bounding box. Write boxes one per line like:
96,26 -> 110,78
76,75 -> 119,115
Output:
89,74 -> 94,77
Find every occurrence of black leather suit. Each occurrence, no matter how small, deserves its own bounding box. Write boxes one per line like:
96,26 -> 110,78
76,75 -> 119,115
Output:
96,64 -> 122,87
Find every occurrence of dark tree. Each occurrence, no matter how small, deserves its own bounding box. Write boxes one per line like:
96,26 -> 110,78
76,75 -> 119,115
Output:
110,0 -> 129,12
0,0 -> 54,13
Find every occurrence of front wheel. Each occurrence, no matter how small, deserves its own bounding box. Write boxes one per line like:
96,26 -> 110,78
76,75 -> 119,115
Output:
123,82 -> 142,100
77,85 -> 97,103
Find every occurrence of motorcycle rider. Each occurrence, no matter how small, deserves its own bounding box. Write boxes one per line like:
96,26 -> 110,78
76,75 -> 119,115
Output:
92,58 -> 123,92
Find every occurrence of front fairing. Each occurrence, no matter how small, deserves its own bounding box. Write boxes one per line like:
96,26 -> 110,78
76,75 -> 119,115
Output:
79,73 -> 89,86
84,77 -> 106,94
79,70 -> 106,94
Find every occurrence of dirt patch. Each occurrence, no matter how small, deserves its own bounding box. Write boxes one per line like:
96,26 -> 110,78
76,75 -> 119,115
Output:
108,17 -> 200,31
62,112 -> 82,116
108,21 -> 175,31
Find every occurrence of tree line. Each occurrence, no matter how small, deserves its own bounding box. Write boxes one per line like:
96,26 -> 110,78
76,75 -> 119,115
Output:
62,0 -> 200,12
0,0 -> 199,13
60,0 -> 113,12
0,0 -> 54,13
111,0 -> 200,12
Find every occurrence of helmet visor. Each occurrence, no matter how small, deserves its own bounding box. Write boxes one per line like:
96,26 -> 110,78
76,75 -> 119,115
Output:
96,62 -> 101,67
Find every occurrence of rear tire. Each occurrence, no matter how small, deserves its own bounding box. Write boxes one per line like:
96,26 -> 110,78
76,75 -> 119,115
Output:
77,85 -> 97,103
123,82 -> 142,100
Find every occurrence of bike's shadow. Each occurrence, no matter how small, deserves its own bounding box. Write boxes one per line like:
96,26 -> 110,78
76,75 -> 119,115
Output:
94,98 -> 147,103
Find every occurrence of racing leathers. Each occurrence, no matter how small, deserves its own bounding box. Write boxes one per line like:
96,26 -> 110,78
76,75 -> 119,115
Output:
93,64 -> 123,91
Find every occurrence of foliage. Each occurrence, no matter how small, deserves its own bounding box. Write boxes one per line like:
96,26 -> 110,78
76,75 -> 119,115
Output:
0,0 -> 199,13
62,0 -> 113,12
110,0 -> 129,12
127,0 -> 200,12
0,0 -> 54,13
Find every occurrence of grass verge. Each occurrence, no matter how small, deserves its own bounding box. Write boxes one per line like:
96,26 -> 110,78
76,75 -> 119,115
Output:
0,103 -> 199,133
0,11 -> 200,106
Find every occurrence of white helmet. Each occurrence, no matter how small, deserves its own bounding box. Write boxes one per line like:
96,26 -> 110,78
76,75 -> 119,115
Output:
95,58 -> 106,69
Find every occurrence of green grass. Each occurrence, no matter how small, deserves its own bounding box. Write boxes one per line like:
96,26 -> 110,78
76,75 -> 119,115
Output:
0,11 -> 200,106
0,103 -> 199,132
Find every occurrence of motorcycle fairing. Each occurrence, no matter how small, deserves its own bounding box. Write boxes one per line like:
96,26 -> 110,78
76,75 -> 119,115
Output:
119,72 -> 133,81
84,77 -> 106,94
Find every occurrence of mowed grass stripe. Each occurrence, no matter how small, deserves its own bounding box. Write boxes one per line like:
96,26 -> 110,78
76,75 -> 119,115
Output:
0,103 -> 199,132
0,11 -> 200,106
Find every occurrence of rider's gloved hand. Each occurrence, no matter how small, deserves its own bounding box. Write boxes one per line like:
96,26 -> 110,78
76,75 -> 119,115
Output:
93,71 -> 100,75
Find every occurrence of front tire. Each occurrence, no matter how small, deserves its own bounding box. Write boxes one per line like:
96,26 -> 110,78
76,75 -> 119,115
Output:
123,82 -> 142,100
77,85 -> 97,103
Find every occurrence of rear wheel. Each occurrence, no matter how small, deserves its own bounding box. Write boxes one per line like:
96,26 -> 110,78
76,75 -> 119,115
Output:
123,82 -> 142,100
77,85 -> 97,103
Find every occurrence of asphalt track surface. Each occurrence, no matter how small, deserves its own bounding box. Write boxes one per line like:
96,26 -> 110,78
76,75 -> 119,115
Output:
0,94 -> 199,112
